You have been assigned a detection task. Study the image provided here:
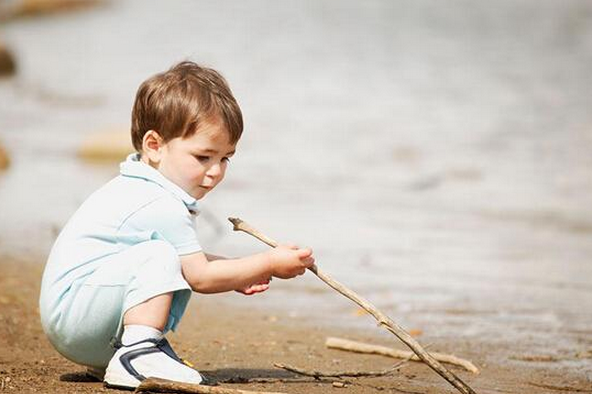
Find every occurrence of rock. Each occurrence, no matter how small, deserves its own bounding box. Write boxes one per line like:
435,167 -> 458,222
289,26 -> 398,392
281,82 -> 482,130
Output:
0,141 -> 10,170
0,39 -> 16,77
78,128 -> 134,163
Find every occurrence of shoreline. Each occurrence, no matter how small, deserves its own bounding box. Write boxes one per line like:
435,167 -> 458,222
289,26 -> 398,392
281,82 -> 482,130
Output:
1,256 -> 590,393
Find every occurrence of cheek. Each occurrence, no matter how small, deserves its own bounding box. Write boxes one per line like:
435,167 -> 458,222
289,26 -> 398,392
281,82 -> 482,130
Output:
190,164 -> 208,181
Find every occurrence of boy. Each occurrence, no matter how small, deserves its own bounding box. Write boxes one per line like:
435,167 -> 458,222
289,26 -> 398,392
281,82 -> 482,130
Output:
39,61 -> 315,389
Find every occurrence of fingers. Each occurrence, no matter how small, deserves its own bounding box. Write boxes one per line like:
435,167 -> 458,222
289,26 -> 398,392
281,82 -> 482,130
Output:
241,282 -> 270,295
278,244 -> 313,259
293,247 -> 314,271
301,256 -> 315,268
269,244 -> 315,279
296,247 -> 313,259
297,248 -> 315,270
250,283 -> 270,293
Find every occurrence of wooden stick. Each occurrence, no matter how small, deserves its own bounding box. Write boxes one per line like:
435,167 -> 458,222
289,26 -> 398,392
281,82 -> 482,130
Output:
273,354 -> 411,378
219,377 -> 313,384
228,217 -> 478,394
135,377 -> 287,394
326,337 -> 479,374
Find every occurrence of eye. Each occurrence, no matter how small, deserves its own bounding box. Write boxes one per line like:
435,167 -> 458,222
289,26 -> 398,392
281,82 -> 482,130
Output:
195,155 -> 210,163
222,157 -> 231,163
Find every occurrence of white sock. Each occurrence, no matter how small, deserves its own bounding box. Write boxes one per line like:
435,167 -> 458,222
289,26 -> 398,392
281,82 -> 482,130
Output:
121,325 -> 163,346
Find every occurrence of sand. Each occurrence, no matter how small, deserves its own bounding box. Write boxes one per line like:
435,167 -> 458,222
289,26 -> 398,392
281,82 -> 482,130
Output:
1,256 -> 590,394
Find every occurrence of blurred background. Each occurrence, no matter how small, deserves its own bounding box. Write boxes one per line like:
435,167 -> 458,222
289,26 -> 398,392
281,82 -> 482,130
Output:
0,0 -> 591,376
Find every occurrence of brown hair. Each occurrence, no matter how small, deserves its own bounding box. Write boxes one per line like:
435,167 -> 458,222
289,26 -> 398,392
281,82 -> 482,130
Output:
131,61 -> 243,151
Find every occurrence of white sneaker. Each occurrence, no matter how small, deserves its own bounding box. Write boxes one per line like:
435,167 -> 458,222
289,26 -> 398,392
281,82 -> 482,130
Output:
104,338 -> 207,389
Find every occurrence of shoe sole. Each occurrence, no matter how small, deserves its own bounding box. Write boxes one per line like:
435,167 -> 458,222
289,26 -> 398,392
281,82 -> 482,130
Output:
104,371 -> 205,389
103,370 -> 140,390
104,382 -> 136,391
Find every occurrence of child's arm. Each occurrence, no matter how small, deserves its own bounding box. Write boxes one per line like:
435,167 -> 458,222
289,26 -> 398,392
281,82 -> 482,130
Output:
203,252 -> 270,295
180,245 -> 314,294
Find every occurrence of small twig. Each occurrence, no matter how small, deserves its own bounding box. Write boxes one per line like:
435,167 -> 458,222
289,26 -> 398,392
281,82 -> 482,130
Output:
229,217 -> 478,394
273,355 -> 410,379
218,377 -> 313,384
512,348 -> 592,362
135,377 -> 287,394
511,354 -> 559,362
326,337 -> 479,374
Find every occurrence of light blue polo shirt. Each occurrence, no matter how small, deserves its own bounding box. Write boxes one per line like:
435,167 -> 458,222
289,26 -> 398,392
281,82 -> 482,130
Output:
40,153 -> 202,343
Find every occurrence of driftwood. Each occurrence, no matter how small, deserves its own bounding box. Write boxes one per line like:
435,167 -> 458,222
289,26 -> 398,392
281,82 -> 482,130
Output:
229,217 -> 478,394
512,348 -> 592,362
135,377 -> 287,394
326,337 -> 479,374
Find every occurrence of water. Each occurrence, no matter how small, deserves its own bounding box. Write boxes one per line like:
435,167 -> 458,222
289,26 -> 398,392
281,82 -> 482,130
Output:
1,0 -> 592,374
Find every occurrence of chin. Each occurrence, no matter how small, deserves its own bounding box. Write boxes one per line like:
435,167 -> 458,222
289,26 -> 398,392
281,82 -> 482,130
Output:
192,189 -> 209,200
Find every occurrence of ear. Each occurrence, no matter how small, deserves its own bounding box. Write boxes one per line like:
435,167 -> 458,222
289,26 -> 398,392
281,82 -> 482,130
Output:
141,130 -> 164,163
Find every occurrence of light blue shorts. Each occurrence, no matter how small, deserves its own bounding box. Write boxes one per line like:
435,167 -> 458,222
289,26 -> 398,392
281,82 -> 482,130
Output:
45,240 -> 192,368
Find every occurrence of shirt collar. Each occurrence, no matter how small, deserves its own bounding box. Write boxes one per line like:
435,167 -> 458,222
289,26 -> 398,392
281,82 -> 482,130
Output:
120,153 -> 199,213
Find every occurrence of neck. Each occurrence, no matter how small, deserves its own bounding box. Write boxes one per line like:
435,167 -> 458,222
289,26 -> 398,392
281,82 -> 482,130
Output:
139,153 -> 158,169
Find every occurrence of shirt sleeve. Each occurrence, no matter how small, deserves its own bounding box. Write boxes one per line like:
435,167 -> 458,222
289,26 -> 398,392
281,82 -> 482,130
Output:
118,196 -> 202,255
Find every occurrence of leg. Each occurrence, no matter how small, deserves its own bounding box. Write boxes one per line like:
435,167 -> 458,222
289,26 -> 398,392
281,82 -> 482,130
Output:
123,292 -> 174,331
103,241 -> 204,388
121,240 -> 192,336
45,240 -> 192,369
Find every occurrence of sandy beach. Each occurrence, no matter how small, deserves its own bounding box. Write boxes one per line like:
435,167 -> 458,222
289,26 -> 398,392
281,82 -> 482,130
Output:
1,255 -> 591,394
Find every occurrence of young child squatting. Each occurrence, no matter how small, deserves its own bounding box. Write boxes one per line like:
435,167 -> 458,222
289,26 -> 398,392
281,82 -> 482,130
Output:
39,61 -> 315,389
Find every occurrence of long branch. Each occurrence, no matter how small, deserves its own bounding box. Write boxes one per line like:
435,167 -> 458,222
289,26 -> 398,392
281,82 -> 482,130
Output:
325,337 -> 479,374
228,217 -> 478,394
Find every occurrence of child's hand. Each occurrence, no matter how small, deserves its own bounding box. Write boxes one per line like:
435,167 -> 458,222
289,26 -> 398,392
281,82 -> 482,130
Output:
267,244 -> 315,279
236,279 -> 270,295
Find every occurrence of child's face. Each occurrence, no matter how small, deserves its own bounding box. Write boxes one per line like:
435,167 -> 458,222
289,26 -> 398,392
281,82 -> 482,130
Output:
150,120 -> 237,200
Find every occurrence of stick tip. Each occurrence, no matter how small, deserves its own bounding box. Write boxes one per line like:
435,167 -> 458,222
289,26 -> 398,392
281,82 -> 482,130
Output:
228,217 -> 242,230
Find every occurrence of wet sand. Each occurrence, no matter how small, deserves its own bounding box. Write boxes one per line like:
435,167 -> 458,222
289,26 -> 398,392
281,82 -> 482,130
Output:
1,255 -> 591,394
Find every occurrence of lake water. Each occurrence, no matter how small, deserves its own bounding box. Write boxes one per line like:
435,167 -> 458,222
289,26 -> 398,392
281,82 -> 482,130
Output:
1,0 -> 591,377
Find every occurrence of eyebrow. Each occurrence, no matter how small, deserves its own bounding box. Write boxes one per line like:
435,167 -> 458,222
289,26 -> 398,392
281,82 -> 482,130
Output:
197,148 -> 235,155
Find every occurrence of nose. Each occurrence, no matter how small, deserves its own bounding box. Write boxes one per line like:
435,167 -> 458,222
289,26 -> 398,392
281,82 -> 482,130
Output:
205,163 -> 224,180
